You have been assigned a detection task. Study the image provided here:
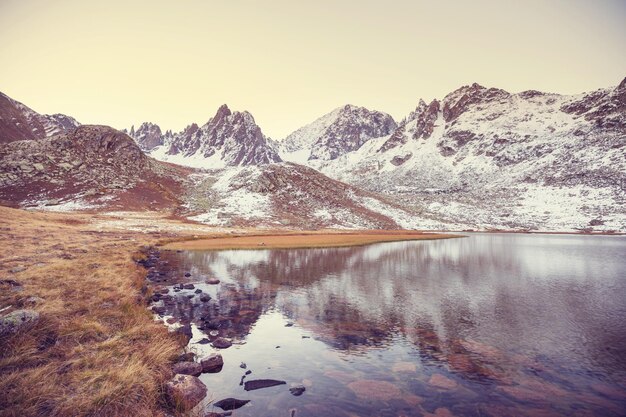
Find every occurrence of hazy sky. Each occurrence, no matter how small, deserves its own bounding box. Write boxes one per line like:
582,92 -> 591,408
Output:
1,0 -> 624,139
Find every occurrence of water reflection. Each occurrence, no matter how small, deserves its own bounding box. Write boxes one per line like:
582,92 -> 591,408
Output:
152,234 -> 626,417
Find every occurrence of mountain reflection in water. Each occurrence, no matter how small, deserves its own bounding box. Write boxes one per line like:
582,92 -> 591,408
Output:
152,233 -> 626,417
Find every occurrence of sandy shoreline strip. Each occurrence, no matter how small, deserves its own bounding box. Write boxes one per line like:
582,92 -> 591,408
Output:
161,230 -> 463,251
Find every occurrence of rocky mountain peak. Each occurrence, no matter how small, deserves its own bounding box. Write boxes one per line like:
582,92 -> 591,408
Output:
214,104 -> 232,120
280,105 -> 397,162
442,83 -> 510,122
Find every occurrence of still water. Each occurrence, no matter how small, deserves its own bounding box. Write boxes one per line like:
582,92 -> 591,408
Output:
152,233 -> 626,416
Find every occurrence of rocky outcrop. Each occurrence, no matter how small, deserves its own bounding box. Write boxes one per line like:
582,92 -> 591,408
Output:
379,99 -> 440,152
0,92 -> 79,144
442,83 -> 510,122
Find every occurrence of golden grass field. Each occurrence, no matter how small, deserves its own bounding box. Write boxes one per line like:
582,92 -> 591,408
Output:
0,206 -> 458,417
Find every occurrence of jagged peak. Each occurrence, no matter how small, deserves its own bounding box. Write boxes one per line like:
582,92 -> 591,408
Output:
215,103 -> 232,118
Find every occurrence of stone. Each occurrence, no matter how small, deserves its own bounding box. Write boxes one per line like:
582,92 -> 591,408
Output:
182,283 -> 195,290
347,379 -> 402,401
244,379 -> 286,391
213,398 -> 250,411
206,278 -> 220,285
184,272 -> 191,277
211,337 -> 232,349
201,353 -> 224,373
205,412 -> 232,417
194,289 -> 202,294
0,309 -> 40,336
9,266 -> 27,273
200,295 -> 211,302
289,384 -> 306,396
197,338 -> 211,345
165,374 -> 207,410
172,361 -> 202,377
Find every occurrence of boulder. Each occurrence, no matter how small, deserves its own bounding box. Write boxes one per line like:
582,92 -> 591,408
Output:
206,278 -> 220,285
165,374 -> 207,410
172,361 -> 202,376
0,309 -> 40,336
200,353 -> 224,373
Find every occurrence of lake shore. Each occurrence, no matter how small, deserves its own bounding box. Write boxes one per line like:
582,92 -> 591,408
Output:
161,230 -> 463,251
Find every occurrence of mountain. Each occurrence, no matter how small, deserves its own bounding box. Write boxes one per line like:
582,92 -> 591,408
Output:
0,125 -> 191,211
278,104 -> 396,162
0,91 -> 79,143
304,79 -> 626,232
129,105 -> 281,168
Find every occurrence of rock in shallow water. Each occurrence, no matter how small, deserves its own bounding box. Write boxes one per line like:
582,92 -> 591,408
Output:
347,379 -> 402,400
206,278 -> 220,285
244,379 -> 286,391
213,398 -> 250,410
201,353 -> 224,373
289,384 -> 306,396
165,374 -> 207,410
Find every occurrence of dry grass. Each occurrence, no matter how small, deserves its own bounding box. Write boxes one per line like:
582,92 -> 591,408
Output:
161,230 -> 462,251
0,207 -> 182,417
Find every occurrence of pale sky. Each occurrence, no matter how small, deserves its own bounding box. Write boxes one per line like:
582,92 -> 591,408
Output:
1,0 -> 624,139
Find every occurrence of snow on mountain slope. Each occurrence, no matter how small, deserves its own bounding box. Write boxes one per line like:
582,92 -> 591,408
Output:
278,104 -> 396,162
182,163 -> 449,229
305,80 -> 626,232
129,105 -> 281,169
0,91 -> 79,143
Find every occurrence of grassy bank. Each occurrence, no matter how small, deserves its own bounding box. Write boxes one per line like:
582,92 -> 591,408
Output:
0,207 -> 182,417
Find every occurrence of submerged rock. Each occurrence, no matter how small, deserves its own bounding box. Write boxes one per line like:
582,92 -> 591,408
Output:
201,353 -> 224,373
428,373 -> 458,390
244,379 -> 286,391
172,361 -> 202,377
165,374 -> 207,410
347,379 -> 402,400
0,309 -> 40,336
214,398 -> 250,410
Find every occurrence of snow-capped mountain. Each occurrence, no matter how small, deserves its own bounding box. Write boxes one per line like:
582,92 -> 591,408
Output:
129,104 -> 281,168
0,91 -> 79,143
303,79 -> 626,232
278,104 -> 396,162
